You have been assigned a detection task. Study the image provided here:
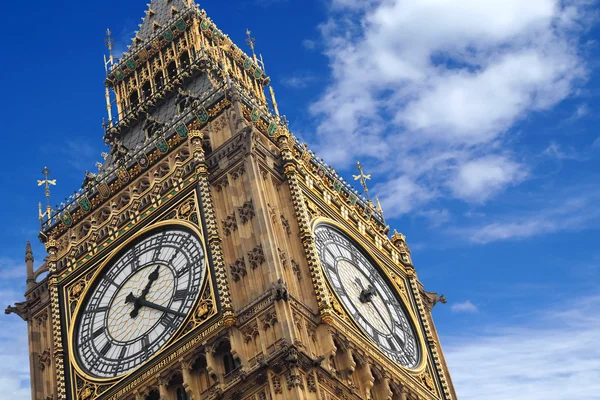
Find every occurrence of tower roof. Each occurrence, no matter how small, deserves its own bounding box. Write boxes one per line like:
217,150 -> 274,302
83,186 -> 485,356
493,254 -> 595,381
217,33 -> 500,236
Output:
126,0 -> 196,56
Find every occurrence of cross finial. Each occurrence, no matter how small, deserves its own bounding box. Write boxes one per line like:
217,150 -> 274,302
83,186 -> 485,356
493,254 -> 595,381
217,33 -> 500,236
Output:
245,29 -> 258,63
37,167 -> 57,225
104,28 -> 115,68
353,161 -> 372,200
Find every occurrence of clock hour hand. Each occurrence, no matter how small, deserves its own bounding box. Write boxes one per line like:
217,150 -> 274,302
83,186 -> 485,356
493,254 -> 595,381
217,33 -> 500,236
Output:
355,278 -> 377,303
125,292 -> 143,318
367,300 -> 405,348
135,299 -> 185,317
125,266 -> 161,318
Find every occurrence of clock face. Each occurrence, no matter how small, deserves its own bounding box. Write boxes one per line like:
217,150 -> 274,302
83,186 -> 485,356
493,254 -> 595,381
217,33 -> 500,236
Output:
314,225 -> 420,369
74,227 -> 205,378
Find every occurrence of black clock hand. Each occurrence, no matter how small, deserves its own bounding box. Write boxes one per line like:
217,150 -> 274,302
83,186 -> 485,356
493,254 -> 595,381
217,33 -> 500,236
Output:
355,277 -> 377,303
135,299 -> 185,317
367,299 -> 407,351
125,266 -> 161,318
140,266 -> 160,298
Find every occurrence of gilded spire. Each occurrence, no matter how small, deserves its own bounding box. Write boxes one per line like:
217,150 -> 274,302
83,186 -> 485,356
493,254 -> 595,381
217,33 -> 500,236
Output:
37,167 -> 56,227
246,29 -> 258,64
376,196 -> 384,216
353,162 -> 372,200
104,29 -> 115,126
104,28 -> 115,69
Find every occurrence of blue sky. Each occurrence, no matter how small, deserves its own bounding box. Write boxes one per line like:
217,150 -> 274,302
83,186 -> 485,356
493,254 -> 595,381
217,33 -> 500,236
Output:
1,0 -> 599,399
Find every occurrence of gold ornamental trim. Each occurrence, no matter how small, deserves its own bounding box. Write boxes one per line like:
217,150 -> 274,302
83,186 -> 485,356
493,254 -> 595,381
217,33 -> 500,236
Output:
309,216 -> 428,374
66,218 -> 213,386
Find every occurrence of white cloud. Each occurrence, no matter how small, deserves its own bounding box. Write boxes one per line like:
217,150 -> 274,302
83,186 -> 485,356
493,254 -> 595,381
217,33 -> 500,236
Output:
302,39 -> 316,50
309,0 -> 591,211
0,317 -> 31,400
445,295 -> 600,400
450,156 -> 527,202
0,258 -> 26,280
451,300 -> 478,313
464,187 -> 600,243
573,103 -> 589,119
542,142 -> 584,161
280,73 -> 317,89
0,270 -> 31,400
375,175 -> 436,218
416,208 -> 452,228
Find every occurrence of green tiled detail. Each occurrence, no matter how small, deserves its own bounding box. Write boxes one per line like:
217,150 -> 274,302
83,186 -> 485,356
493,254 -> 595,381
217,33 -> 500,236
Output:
176,124 -> 188,138
175,19 -> 186,31
200,18 -> 210,31
126,59 -> 136,71
268,122 -> 277,137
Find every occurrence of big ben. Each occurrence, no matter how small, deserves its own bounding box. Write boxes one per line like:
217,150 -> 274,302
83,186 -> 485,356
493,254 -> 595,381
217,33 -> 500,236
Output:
6,1 -> 456,399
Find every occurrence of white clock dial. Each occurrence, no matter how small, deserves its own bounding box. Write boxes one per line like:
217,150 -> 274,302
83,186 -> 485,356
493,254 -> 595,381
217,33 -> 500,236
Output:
314,224 -> 420,369
75,227 -> 205,378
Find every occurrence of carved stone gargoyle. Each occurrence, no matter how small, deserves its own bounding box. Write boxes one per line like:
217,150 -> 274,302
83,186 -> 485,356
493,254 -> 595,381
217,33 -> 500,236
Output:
422,290 -> 447,311
273,279 -> 289,302
5,300 -> 31,321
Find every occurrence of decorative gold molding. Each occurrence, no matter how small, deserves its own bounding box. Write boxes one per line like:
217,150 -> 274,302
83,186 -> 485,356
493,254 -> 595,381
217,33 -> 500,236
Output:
309,216 -> 428,375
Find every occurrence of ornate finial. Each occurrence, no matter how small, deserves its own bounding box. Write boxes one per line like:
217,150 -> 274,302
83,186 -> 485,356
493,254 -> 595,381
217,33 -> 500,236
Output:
392,229 -> 406,243
353,162 -> 372,200
104,29 -> 115,126
245,29 -> 258,63
376,197 -> 384,216
104,29 -> 115,69
25,241 -> 34,262
37,167 -> 56,226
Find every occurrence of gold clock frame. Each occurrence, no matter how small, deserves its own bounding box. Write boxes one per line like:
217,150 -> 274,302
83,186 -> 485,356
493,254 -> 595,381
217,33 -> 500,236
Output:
67,219 -> 213,384
311,216 -> 428,374
57,186 -> 224,400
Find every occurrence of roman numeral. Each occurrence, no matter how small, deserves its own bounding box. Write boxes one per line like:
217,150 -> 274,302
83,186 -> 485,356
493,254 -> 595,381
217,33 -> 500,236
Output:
100,342 -> 112,356
160,313 -> 175,328
176,265 -> 190,278
142,335 -> 150,351
118,346 -> 127,360
85,306 -> 108,315
393,333 -> 405,349
93,327 -> 106,339
387,337 -> 398,352
174,289 -> 188,302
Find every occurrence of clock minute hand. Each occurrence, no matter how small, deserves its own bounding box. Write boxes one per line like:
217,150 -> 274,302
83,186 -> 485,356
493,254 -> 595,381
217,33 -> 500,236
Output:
368,300 -> 406,350
135,299 -> 185,317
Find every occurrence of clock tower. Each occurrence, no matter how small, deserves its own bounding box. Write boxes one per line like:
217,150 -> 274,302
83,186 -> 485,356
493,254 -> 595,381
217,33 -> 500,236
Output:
6,1 -> 456,399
